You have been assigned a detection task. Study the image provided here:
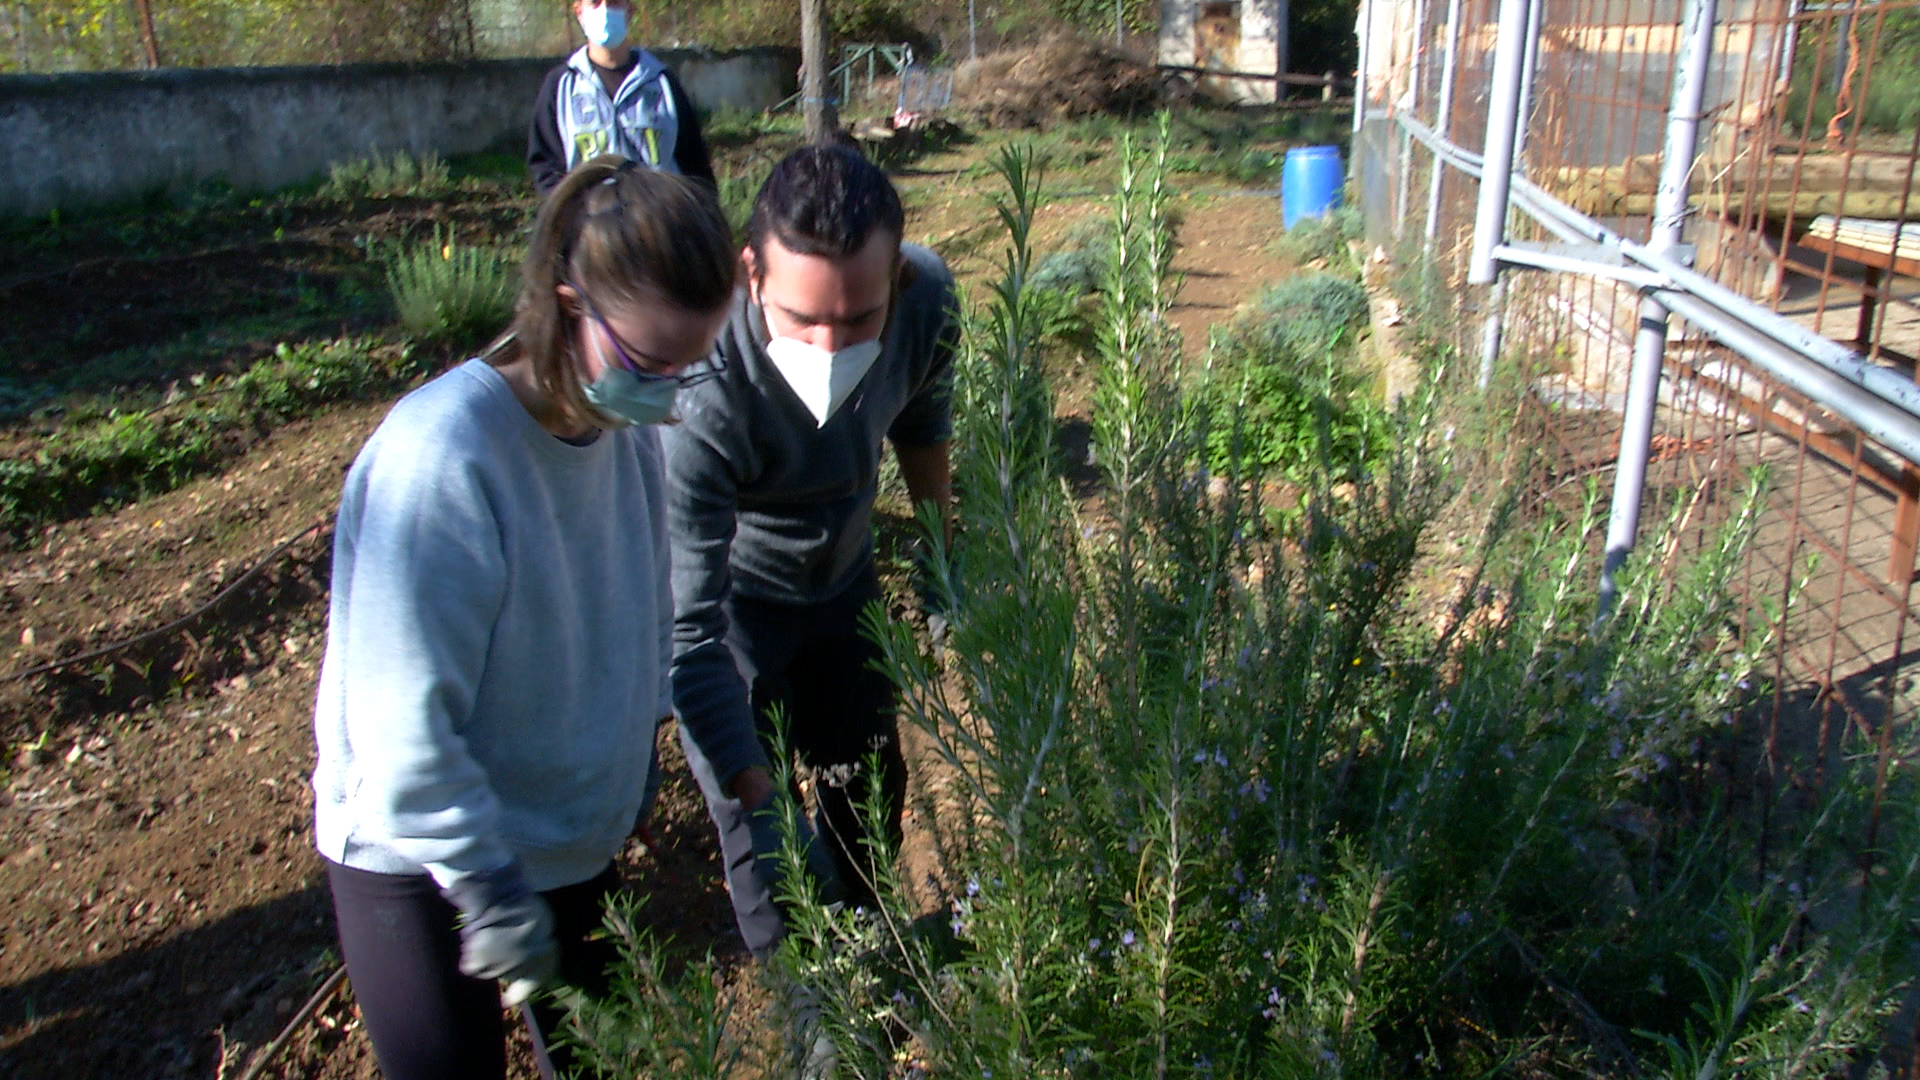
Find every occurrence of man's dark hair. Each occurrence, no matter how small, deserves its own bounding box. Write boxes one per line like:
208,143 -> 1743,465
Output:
746,144 -> 905,267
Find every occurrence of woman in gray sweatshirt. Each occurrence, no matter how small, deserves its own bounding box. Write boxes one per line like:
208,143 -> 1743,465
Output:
308,158 -> 764,1080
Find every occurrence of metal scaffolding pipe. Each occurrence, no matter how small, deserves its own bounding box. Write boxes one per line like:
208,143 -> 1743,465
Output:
1660,289 -> 1920,468
1513,0 -> 1545,163
1502,172 -> 1920,422
1353,0 -> 1372,135
1467,0 -> 1533,285
1422,0 -> 1465,252
1598,0 -> 1719,618
1396,0 -> 1429,240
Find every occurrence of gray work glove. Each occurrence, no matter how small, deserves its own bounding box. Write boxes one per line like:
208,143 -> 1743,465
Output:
913,544 -> 963,653
442,861 -> 558,1006
746,798 -> 848,907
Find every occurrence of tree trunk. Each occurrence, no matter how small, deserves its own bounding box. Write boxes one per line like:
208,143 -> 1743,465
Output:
800,0 -> 836,144
132,0 -> 159,67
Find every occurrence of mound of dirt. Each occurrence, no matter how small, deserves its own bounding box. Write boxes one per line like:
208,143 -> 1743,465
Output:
952,36 -> 1187,127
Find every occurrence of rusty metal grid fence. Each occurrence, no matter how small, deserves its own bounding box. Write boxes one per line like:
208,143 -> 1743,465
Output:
1354,0 -> 1920,842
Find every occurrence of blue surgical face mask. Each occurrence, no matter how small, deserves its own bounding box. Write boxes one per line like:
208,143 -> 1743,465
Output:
583,365 -> 676,427
577,3 -> 628,48
579,318 -> 677,426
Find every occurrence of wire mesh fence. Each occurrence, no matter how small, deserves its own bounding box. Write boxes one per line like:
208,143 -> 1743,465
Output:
1357,0 -> 1920,867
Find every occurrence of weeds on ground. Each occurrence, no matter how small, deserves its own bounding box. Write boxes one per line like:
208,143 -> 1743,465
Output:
382,227 -> 518,345
0,338 -> 420,540
718,157 -> 776,243
1271,203 -> 1363,270
318,149 -> 453,201
1196,271 -> 1384,485
557,893 -> 753,1075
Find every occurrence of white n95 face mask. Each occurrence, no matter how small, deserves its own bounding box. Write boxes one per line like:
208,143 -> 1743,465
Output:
765,336 -> 882,427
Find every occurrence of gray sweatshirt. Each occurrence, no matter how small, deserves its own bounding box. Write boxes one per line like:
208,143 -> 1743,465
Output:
311,359 -> 673,891
664,243 -> 957,784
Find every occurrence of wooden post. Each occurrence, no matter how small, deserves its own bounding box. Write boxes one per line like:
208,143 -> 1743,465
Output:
801,0 -> 837,144
1892,467 -> 1920,591
132,0 -> 160,68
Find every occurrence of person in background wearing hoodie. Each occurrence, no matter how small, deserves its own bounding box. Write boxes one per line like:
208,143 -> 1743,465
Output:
310,159 -> 762,1080
666,145 -> 957,960
527,0 -> 715,197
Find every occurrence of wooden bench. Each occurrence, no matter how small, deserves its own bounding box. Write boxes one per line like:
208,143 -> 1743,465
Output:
1799,215 -> 1920,352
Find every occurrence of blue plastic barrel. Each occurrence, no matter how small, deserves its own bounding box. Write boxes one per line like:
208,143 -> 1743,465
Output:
1281,145 -> 1344,229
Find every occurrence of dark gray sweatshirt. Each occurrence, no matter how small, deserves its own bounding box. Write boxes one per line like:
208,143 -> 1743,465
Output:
663,243 -> 957,784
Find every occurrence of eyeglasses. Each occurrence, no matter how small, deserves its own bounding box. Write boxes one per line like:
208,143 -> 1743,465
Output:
581,298 -> 726,389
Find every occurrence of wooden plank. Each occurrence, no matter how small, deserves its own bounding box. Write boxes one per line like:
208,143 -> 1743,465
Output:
1800,234 -> 1920,279
1551,151 -> 1918,219
1156,64 -> 1344,88
1562,188 -> 1919,220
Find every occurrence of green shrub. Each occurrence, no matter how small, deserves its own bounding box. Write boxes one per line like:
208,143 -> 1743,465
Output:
1246,271 -> 1370,356
1198,271 -> 1383,482
1272,202 -> 1363,268
384,228 -> 519,345
717,157 -> 775,243
1783,10 -> 1920,135
1029,219 -> 1108,296
319,149 -> 453,201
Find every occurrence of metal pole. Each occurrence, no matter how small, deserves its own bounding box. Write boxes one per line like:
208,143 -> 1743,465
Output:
1395,0 -> 1429,241
1422,0 -> 1463,252
968,0 -> 977,61
1512,0 -> 1544,162
1479,278 -> 1507,388
1353,0 -> 1370,134
1597,0 -> 1719,619
1276,0 -> 1290,92
1830,10 -> 1849,95
1479,0 -> 1540,385
1466,0 -> 1533,285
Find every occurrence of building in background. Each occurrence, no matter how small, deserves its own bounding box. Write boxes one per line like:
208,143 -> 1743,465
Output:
1159,0 -> 1288,103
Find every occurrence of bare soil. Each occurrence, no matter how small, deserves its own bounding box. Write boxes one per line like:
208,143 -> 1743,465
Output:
0,140 -> 1293,1079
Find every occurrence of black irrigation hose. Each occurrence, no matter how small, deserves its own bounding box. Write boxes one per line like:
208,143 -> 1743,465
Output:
0,518 -> 330,686
236,964 -> 349,1080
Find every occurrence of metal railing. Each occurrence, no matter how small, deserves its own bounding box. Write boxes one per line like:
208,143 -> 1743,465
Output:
774,42 -> 915,113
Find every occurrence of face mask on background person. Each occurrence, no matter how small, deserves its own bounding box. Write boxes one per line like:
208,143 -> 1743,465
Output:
765,336 -> 882,428
577,3 -> 628,49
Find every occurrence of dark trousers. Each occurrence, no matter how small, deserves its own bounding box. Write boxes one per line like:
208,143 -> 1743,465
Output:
680,566 -> 907,957
325,859 -> 620,1080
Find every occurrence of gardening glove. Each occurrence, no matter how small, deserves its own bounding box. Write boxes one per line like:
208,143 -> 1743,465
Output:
746,796 -> 848,908
442,861 -> 559,1007
913,544 -> 963,652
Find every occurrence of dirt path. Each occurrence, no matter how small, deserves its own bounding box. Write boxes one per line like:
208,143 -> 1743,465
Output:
0,190 -> 1291,1080
1167,194 -> 1290,357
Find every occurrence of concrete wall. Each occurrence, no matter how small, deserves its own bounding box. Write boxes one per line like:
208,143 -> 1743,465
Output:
0,47 -> 797,218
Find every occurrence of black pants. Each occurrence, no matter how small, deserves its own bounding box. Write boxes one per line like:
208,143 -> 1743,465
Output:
680,566 -> 908,956
325,859 -> 620,1080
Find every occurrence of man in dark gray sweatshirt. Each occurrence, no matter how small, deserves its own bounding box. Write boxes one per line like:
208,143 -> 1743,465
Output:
664,145 -> 956,957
